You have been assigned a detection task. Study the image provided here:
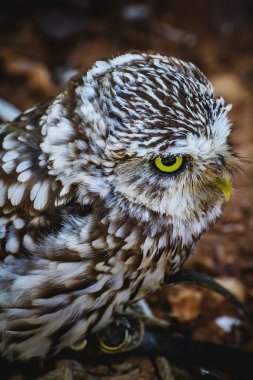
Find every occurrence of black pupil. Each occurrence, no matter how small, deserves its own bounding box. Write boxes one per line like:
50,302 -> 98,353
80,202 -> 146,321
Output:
161,156 -> 177,166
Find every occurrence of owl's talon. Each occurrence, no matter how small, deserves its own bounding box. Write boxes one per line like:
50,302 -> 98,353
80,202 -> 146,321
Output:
95,314 -> 145,354
70,339 -> 87,351
126,300 -> 169,327
97,316 -> 131,353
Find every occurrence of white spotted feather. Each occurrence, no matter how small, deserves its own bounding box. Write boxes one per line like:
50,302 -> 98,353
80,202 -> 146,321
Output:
0,53 -> 236,361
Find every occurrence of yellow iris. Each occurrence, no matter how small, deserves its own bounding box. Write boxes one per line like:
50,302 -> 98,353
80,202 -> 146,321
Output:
154,156 -> 184,174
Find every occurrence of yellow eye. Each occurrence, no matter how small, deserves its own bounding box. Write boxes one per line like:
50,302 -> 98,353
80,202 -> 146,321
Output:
153,155 -> 186,175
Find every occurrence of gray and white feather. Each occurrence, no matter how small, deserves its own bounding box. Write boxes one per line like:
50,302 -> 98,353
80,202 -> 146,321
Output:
0,53 -> 236,360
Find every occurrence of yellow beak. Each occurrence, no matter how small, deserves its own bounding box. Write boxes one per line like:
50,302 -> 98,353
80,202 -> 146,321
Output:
217,175 -> 232,202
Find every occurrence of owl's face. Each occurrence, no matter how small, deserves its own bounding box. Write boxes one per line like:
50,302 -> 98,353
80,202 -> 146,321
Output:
100,55 -> 235,242
107,126 -> 234,246
42,54 -> 236,246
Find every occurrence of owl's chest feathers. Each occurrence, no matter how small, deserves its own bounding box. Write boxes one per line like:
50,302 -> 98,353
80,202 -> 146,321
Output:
37,209 -> 186,303
88,211 -> 188,300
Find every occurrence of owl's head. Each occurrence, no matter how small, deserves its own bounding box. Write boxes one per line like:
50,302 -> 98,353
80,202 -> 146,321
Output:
42,53 -> 237,245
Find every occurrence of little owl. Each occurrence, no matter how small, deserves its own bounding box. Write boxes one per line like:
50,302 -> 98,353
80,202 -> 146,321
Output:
0,53 -> 235,360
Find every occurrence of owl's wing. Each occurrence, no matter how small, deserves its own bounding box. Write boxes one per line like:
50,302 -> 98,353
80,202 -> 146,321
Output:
0,99 -> 86,260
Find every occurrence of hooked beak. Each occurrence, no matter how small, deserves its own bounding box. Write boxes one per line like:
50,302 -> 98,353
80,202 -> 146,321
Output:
217,175 -> 232,202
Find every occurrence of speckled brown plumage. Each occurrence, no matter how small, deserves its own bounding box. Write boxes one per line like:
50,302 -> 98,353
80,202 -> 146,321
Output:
0,53 -> 236,360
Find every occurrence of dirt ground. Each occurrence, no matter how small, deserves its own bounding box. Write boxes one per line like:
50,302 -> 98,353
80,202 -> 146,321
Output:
0,1 -> 253,379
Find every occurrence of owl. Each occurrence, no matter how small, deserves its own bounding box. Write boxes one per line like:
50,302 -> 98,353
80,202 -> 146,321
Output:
0,53 -> 236,360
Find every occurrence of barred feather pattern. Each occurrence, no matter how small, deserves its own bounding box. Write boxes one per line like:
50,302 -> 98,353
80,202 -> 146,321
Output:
0,53 -> 235,360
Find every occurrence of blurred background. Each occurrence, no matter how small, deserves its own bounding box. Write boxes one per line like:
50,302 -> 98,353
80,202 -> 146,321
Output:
0,0 -> 253,378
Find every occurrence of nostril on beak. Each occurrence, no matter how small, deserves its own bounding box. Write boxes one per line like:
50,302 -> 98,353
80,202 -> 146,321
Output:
218,155 -> 226,167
